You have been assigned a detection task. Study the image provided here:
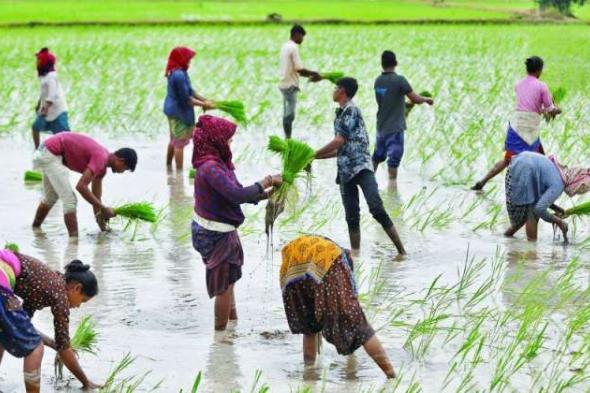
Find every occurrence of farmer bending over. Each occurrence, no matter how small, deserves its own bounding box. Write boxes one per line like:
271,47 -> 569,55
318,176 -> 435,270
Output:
504,151 -> 590,242
0,249 -> 100,392
280,235 -> 396,378
32,132 -> 137,237
315,77 -> 405,254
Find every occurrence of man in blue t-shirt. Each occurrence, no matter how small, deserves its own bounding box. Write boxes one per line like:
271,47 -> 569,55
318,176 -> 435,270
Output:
373,51 -> 434,180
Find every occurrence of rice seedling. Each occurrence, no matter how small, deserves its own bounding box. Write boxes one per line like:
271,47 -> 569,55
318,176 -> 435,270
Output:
99,353 -> 162,393
114,202 -> 158,223
264,136 -> 315,235
564,200 -> 590,217
213,100 -> 247,125
319,71 -> 344,84
55,315 -> 98,379
188,168 -> 196,179
3,242 -> 19,252
552,86 -> 567,105
24,170 -> 42,182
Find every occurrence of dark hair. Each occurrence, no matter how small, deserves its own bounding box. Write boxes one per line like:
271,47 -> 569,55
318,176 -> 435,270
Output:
64,260 -> 98,297
336,77 -> 358,99
381,50 -> 398,68
114,148 -> 137,171
290,24 -> 306,37
525,56 -> 544,74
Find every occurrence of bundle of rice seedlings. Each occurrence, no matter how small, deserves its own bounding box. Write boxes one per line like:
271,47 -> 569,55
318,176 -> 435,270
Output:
24,170 -> 43,182
114,202 -> 158,223
319,71 -> 344,84
405,91 -> 433,117
267,135 -> 288,154
55,316 -> 98,379
265,136 -> 315,235
544,87 -> 566,122
189,168 -> 196,179
3,242 -> 19,252
564,200 -> 590,217
213,100 -> 247,125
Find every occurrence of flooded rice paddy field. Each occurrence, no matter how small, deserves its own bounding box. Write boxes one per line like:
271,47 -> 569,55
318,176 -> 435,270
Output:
1,24 -> 590,392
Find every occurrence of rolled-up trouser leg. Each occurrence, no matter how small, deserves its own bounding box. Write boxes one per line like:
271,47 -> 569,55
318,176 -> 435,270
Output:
39,151 -> 77,214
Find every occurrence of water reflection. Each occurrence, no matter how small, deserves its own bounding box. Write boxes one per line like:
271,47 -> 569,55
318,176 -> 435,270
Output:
205,330 -> 243,392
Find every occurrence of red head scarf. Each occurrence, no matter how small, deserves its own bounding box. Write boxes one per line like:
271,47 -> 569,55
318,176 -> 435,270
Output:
192,115 -> 237,170
36,47 -> 56,76
165,47 -> 196,77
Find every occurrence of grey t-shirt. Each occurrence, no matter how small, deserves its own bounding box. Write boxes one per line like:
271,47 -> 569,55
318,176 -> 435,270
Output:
374,72 -> 413,135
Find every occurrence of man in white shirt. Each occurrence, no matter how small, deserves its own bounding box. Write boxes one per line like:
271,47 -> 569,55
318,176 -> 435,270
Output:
32,48 -> 70,149
278,24 -> 321,138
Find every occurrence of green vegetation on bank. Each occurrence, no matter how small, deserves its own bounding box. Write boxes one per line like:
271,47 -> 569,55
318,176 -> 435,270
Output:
0,0 -> 588,24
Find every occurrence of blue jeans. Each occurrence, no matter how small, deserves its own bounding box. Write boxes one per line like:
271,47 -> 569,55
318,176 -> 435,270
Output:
32,111 -> 70,134
339,169 -> 393,233
280,86 -> 298,138
372,131 -> 404,168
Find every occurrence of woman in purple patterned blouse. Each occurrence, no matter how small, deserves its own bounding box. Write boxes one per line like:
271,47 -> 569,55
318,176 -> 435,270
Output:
191,115 -> 282,331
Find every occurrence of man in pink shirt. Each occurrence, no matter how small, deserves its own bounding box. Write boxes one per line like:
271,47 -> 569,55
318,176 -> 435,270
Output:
472,56 -> 561,191
32,133 -> 137,237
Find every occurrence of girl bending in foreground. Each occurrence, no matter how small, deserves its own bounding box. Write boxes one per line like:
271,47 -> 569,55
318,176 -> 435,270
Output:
0,249 -> 99,392
280,235 -> 396,378
504,151 -> 590,242
191,115 -> 282,330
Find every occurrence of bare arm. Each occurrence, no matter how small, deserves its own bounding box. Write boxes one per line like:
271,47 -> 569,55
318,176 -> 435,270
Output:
407,91 -> 434,106
298,69 -> 321,81
58,347 -> 98,388
91,177 -> 109,230
315,134 -> 346,160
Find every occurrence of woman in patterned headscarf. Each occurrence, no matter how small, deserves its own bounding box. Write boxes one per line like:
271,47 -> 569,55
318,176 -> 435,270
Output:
163,46 -> 214,169
31,47 -> 70,149
280,235 -> 396,378
504,151 -> 590,242
191,115 -> 282,331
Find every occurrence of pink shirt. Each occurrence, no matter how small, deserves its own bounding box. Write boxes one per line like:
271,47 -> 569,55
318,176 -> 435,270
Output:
45,133 -> 110,178
515,75 -> 554,114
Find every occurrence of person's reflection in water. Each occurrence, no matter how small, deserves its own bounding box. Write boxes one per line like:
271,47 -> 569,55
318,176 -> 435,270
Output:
31,229 -> 60,269
205,330 -> 243,392
63,237 -> 79,263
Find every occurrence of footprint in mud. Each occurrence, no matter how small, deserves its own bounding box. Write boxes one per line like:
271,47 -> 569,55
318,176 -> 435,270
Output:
259,329 -> 289,340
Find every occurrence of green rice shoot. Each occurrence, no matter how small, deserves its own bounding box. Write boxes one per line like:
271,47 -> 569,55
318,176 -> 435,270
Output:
265,136 -> 315,234
214,100 -> 247,125
552,86 -> 567,105
267,135 -> 288,154
320,71 -> 345,84
114,202 -> 158,223
189,168 -> 196,179
55,315 -> 99,379
24,170 -> 42,182
564,200 -> 590,217
3,242 -> 19,252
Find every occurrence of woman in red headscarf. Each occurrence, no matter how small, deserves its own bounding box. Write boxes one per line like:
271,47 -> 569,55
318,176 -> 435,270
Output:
191,115 -> 282,330
163,46 -> 214,169
31,47 -> 70,149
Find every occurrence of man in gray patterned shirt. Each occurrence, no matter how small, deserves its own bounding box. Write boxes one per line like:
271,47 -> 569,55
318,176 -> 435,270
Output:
315,77 -> 405,254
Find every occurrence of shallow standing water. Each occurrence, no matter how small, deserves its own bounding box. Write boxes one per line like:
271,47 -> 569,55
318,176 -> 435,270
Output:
1,24 -> 590,392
